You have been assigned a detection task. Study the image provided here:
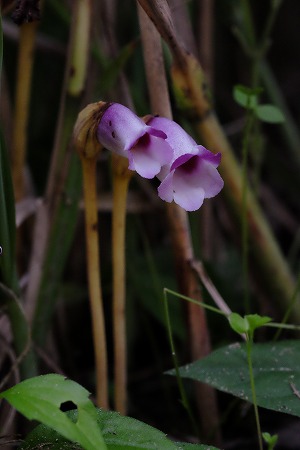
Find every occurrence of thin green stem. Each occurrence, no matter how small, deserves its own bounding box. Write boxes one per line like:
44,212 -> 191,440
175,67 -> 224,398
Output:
242,0 -> 282,87
246,336 -> 263,450
164,288 -> 227,317
241,108 -> 255,314
241,0 -> 256,47
266,321 -> 300,332
162,289 -> 199,437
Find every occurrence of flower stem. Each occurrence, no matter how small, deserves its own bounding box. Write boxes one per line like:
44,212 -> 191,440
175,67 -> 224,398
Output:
111,153 -> 132,414
81,156 -> 108,409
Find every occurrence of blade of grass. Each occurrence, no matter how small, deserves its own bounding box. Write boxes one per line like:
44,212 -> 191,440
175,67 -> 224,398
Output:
0,126 -> 36,377
0,21 -> 33,374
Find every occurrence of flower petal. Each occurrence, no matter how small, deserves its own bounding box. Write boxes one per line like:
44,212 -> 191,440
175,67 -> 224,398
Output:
157,153 -> 224,211
194,160 -> 224,198
148,116 -> 197,161
157,171 -> 175,202
174,155 -> 224,198
173,171 -> 206,211
129,134 -> 173,179
197,145 -> 222,167
97,103 -> 148,154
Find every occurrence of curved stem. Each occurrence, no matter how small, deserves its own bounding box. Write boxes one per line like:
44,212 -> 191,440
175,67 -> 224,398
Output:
81,156 -> 108,409
112,153 -> 132,414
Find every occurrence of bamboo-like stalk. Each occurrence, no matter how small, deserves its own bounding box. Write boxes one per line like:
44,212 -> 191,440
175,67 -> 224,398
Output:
81,155 -> 109,409
111,153 -> 132,414
137,4 -> 221,443
137,0 -> 299,322
11,20 -> 39,201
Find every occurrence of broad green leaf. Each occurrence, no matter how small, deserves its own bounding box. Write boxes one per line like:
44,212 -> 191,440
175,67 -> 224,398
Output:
176,445 -> 218,450
172,340 -> 300,417
255,104 -> 285,123
233,84 -> 260,109
1,374 -> 107,450
21,408 -> 219,450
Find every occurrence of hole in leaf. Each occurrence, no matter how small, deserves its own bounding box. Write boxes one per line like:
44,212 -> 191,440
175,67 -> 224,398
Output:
60,401 -> 77,412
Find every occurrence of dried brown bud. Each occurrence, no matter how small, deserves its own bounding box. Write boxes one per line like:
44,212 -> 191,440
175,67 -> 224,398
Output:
73,101 -> 111,160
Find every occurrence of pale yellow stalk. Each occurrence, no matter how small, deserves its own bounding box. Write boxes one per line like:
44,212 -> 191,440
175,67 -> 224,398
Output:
81,155 -> 109,409
112,153 -> 132,414
12,20 -> 39,201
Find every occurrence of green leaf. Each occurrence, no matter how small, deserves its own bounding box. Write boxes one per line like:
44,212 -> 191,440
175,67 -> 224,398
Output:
262,432 -> 278,448
0,374 -> 107,450
255,104 -> 285,123
233,84 -> 261,109
228,312 -> 249,334
245,314 -> 272,333
172,340 -> 300,417
21,408 -> 219,450
174,444 -> 218,449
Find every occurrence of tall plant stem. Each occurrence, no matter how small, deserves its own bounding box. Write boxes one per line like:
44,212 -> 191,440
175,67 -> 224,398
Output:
111,153 -> 132,414
81,156 -> 109,409
137,0 -> 300,321
11,20 -> 39,201
137,4 -> 221,443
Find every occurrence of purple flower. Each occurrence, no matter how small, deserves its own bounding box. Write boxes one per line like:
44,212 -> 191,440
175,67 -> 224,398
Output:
97,103 -> 173,179
148,116 -> 224,211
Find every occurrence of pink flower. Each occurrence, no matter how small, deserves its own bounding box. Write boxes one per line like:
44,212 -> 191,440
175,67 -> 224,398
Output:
97,103 -> 173,179
148,116 -> 224,211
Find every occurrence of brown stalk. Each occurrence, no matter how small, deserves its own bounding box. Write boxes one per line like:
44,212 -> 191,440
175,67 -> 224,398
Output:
81,154 -> 109,409
99,0 -> 134,414
11,20 -> 39,202
111,153 -> 133,414
137,3 -> 221,444
137,0 -> 299,322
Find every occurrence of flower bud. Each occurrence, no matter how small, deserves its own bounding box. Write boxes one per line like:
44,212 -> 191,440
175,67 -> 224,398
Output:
73,101 -> 110,159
